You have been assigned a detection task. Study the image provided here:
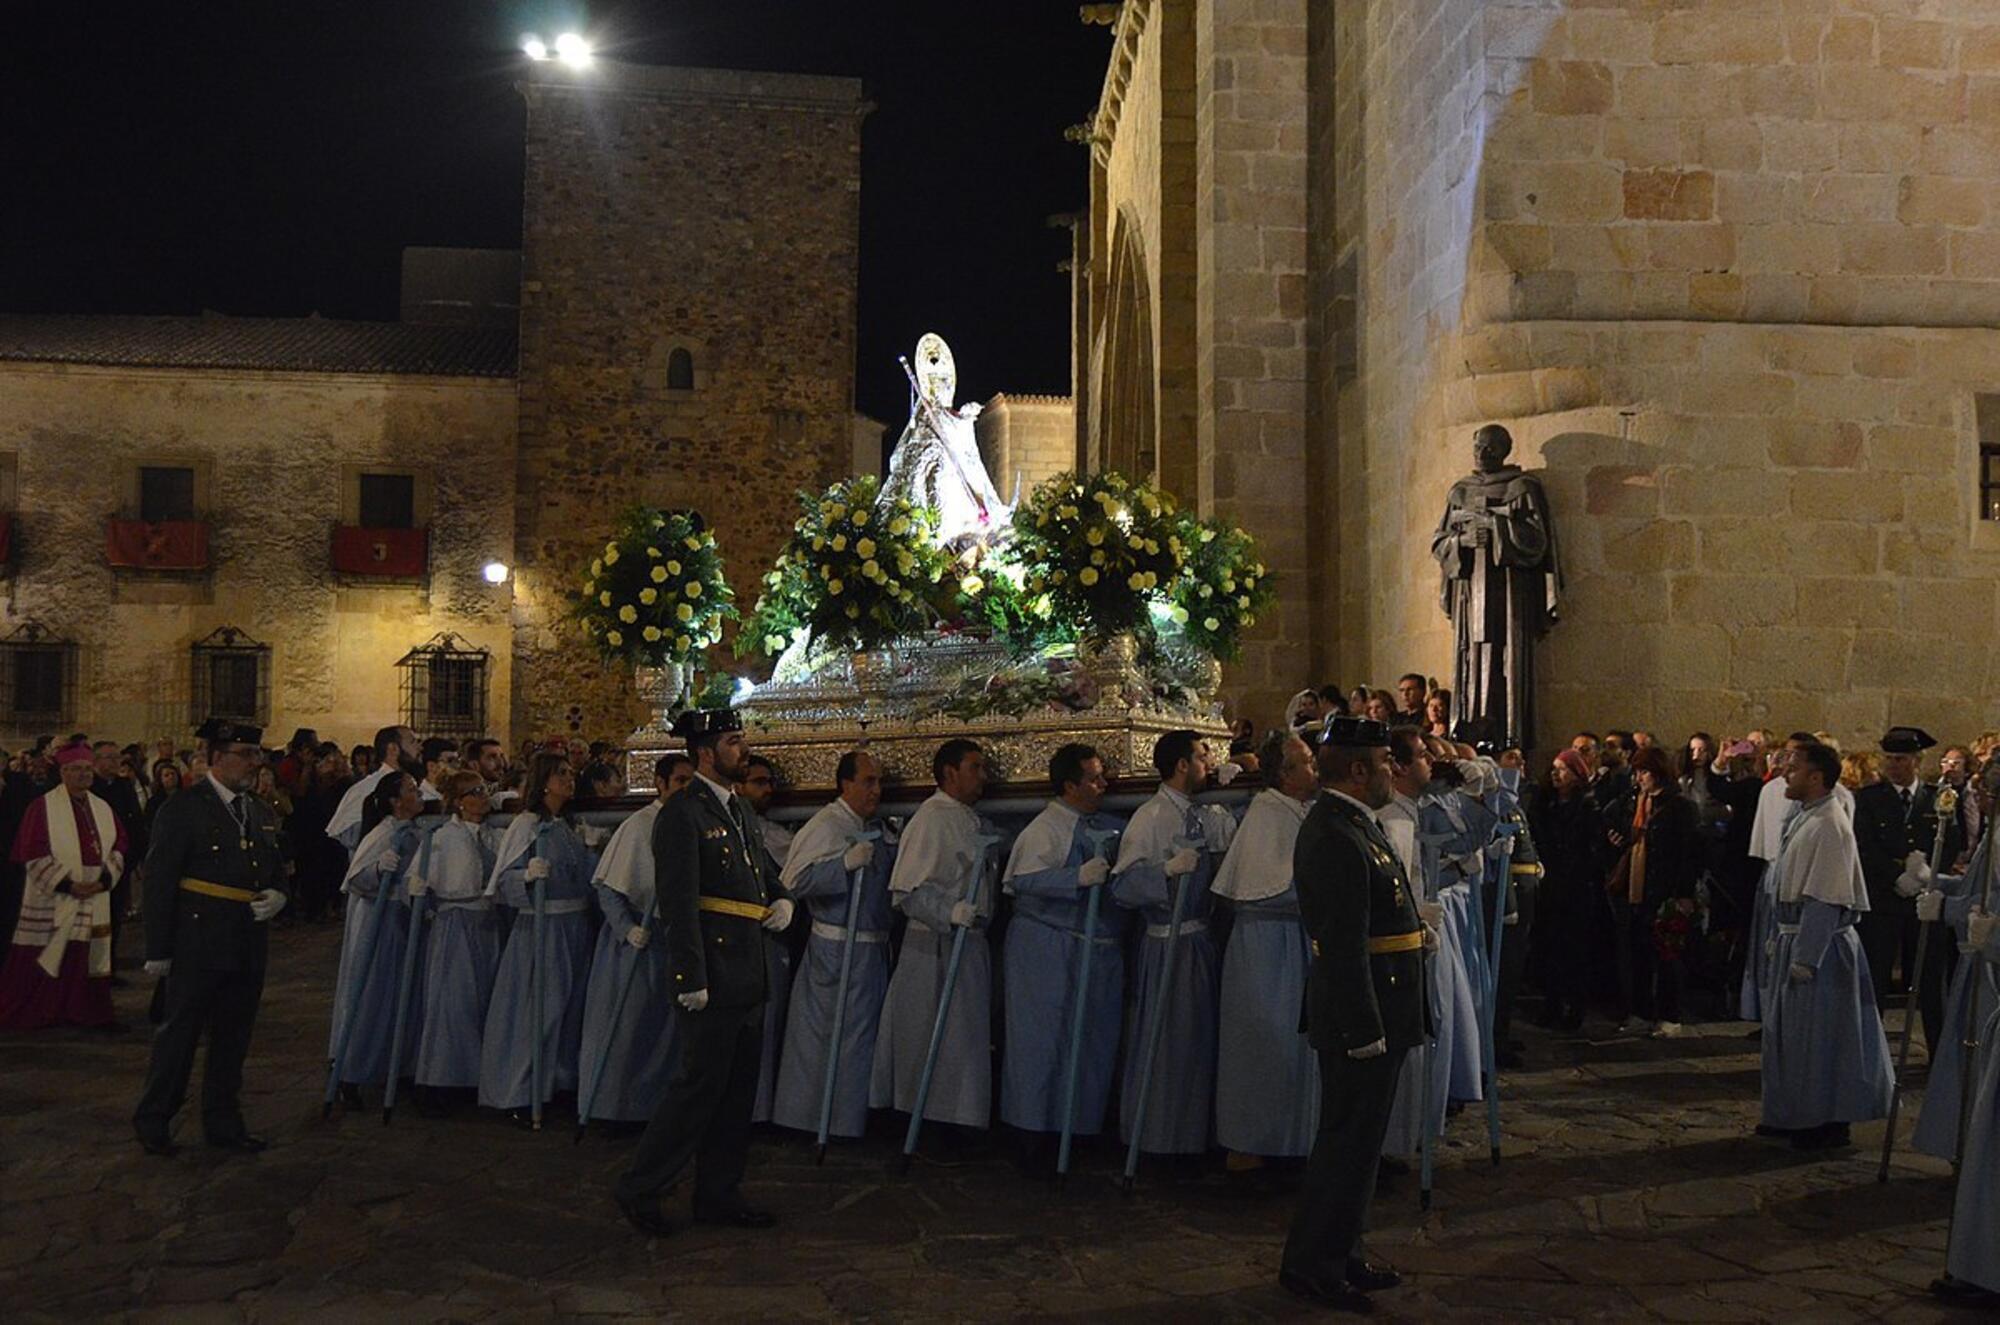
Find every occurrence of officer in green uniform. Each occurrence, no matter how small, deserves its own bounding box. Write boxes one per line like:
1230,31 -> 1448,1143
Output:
614,708 -> 792,1236
133,718 -> 288,1155
1281,715 -> 1428,1311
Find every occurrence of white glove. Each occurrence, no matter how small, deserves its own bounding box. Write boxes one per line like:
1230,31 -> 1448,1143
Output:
843,840 -> 876,871
407,874 -> 428,898
625,924 -> 650,949
581,825 -> 611,850
949,899 -> 979,929
378,851 -> 400,875
677,988 -> 709,1012
1789,962 -> 1815,984
1895,850 -> 1932,899
1422,923 -> 1440,954
1347,1037 -> 1387,1060
1916,889 -> 1945,923
524,857 -> 551,882
249,889 -> 287,922
1078,857 -> 1111,888
1165,847 -> 1201,877
1969,908 -> 1998,953
1415,900 -> 1445,927
1214,761 -> 1242,787
143,959 -> 172,978
761,898 -> 795,932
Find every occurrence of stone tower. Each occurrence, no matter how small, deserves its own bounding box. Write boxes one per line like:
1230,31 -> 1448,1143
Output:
512,63 -> 868,739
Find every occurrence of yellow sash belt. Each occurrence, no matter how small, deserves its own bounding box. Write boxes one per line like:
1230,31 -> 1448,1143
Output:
181,878 -> 257,904
697,896 -> 771,923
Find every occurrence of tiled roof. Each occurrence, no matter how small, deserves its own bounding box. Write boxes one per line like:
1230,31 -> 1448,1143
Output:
0,314 -> 517,378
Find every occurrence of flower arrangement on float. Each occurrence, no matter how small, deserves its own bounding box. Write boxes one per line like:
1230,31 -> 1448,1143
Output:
575,506 -> 736,666
1167,515 -> 1273,663
740,474 -> 955,657
1006,469 -> 1184,643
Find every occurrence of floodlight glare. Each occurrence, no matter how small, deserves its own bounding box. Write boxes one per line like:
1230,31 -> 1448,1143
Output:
482,561 -> 511,585
522,35 -> 549,61
554,33 -> 592,67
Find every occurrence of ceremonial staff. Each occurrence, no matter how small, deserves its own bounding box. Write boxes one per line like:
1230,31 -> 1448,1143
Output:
1418,832 -> 1444,1211
575,889 -> 662,1142
815,828 -> 881,1163
528,821 -> 552,1132
1123,831 -> 1202,1190
322,827 -> 408,1117
1879,784 -> 1959,1181
901,830 -> 1004,1171
381,819 -> 441,1124
1481,770 -> 1523,1168
1057,825 -> 1121,1181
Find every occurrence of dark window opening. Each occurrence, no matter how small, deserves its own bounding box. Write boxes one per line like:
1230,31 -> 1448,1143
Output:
359,473 -> 416,529
139,466 -> 196,522
666,347 -> 695,391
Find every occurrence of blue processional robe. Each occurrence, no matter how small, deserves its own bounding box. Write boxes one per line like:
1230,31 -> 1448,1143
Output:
1915,829 -> 2000,1160
1945,923 -> 2000,1293
753,817 -> 794,1124
576,801 -> 677,1123
412,817 -> 502,1089
771,798 -> 896,1139
478,814 -> 598,1111
1000,801 -> 1128,1136
329,815 -> 426,1087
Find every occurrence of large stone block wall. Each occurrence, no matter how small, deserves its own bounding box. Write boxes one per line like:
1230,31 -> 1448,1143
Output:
514,64 -> 866,741
0,363 -> 516,745
974,394 -> 1077,501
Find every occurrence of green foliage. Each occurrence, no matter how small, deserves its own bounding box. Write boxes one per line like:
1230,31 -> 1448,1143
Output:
1166,515 -> 1274,662
1007,470 -> 1184,644
574,507 -> 736,667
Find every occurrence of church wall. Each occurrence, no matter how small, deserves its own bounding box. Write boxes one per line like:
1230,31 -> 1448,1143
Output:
0,362 -> 516,746
975,394 -> 1076,501
513,65 -> 866,741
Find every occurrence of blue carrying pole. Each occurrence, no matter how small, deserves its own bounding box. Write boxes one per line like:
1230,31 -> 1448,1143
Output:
381,821 -> 439,1123
529,822 -> 552,1132
1057,826 -> 1121,1180
1122,833 -> 1201,1190
575,887 -> 661,1141
816,829 -> 882,1162
901,830 -> 1004,1169
323,822 -> 409,1117
1418,837 -> 1441,1211
1481,773 -> 1521,1167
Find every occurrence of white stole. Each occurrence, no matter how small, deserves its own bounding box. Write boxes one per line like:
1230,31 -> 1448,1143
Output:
28,788 -> 117,977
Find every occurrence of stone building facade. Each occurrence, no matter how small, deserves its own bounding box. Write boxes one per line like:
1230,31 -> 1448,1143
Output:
1085,0 -> 2000,748
974,393 -> 1078,504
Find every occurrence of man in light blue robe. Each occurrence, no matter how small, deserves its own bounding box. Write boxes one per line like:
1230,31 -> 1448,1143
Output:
1910,794 -> 1999,1161
328,772 -> 428,1102
409,777 -> 502,1096
1759,742 -> 1893,1151
576,755 -> 692,1126
1933,905 -> 1999,1305
1212,731 -> 1318,1164
871,739 -> 998,1134
1742,736 -> 1855,1023
1112,729 -> 1237,1156
999,743 -> 1127,1169
772,750 -> 897,1141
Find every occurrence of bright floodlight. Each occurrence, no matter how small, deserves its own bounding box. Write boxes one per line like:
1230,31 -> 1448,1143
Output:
522,35 -> 549,61
554,32 -> 591,67
482,561 -> 510,585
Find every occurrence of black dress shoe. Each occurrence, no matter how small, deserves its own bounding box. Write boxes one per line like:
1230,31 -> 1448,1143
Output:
206,1134 -> 268,1153
1791,1122 -> 1851,1152
1931,1275 -> 2000,1306
614,1193 -> 674,1237
1278,1270 -> 1374,1313
136,1132 -> 180,1157
1346,1258 -> 1402,1292
692,1204 -> 777,1229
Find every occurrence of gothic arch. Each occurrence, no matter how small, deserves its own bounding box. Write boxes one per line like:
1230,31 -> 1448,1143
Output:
1096,209 -> 1157,480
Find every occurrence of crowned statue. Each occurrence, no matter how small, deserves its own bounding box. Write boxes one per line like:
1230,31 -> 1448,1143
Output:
882,333 -> 1012,552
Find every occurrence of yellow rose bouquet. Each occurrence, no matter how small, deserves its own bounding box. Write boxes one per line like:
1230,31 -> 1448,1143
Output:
575,506 -> 736,666
1167,515 -> 1272,662
1009,470 -> 1183,643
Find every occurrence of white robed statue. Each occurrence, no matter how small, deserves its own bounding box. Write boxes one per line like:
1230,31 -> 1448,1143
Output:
882,332 -> 1011,551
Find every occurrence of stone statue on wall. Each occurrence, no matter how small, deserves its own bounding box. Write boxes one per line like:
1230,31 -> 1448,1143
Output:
884,333 -> 1013,551
1430,423 -> 1562,750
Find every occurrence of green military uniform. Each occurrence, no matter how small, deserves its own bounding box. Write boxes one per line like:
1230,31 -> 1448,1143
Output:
1491,788 -> 1543,1053
615,709 -> 781,1226
1283,719 -> 1427,1297
133,720 -> 287,1150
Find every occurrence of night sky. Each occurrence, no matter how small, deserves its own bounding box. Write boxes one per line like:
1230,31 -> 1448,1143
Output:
0,1 -> 1111,422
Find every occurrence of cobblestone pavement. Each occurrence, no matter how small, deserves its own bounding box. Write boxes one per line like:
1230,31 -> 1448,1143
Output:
0,922 -> 1977,1322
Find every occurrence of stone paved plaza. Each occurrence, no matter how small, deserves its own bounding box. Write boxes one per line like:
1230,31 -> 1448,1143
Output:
0,922 -> 1978,1322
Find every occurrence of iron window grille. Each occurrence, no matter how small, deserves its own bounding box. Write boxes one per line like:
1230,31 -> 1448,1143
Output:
190,626 -> 271,728
1982,443 -> 2000,522
397,632 -> 489,739
1,621 -> 78,729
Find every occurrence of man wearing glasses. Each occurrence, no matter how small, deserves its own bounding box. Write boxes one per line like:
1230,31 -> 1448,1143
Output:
132,718 -> 289,1156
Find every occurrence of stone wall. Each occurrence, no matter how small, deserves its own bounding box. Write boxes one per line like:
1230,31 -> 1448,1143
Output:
514,63 -> 867,740
974,394 -> 1076,503
1317,0 -> 2000,751
0,362 -> 516,745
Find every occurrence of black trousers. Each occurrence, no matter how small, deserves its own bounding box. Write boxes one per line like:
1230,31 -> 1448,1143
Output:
1611,898 -> 1683,1023
133,962 -> 265,1142
1493,880 -> 1535,1046
1917,922 -> 1959,1054
616,999 -> 762,1211
1859,907 -> 1916,1005
1281,1043 -> 1405,1282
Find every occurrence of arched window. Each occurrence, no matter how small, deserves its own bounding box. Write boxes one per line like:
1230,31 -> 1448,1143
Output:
665,347 -> 695,392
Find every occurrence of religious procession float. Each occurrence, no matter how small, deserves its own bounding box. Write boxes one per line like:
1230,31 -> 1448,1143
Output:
576,334 -> 1272,792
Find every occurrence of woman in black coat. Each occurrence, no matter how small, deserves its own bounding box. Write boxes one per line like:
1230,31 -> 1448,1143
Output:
1531,748 -> 1606,1031
1604,745 -> 1702,1037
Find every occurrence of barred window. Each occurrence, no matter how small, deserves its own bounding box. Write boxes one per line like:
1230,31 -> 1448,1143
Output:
139,465 -> 196,522
358,473 -> 416,529
1,623 -> 76,728
397,633 -> 489,739
190,626 -> 270,727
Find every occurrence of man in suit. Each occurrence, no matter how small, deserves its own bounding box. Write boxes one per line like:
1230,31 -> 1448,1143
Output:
132,718 -> 288,1155
614,708 -> 793,1237
1855,726 -> 1942,1032
1281,715 -> 1429,1312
